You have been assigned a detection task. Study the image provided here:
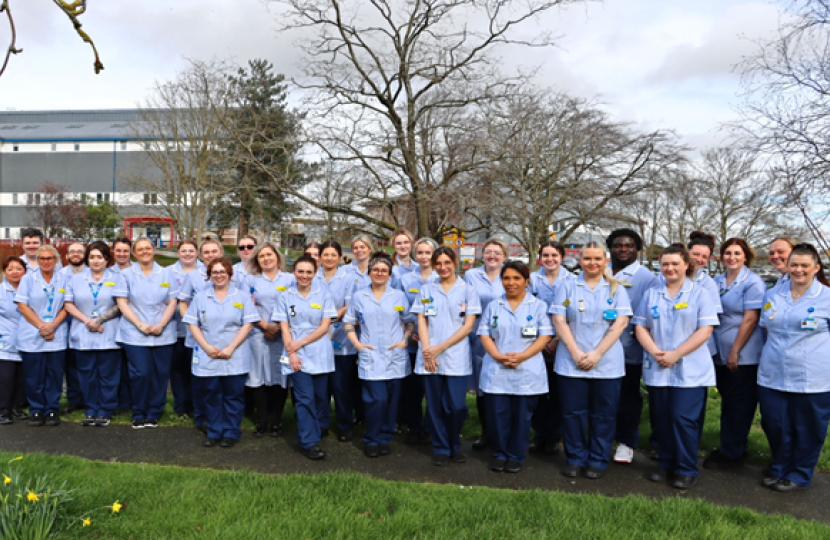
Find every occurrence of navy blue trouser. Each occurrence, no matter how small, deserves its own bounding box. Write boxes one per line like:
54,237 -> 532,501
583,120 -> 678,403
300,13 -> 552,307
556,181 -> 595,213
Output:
332,354 -> 362,431
398,352 -> 429,435
559,376 -> 622,469
21,351 -> 66,415
117,348 -> 132,411
122,344 -> 174,421
424,374 -> 468,456
292,371 -> 329,449
649,386 -> 706,477
485,393 -> 538,464
615,363 -> 643,448
189,346 -> 207,427
74,349 -> 121,418
0,359 -> 26,411
170,338 -> 194,414
759,386 -> 830,487
531,359 -> 562,443
64,348 -> 83,406
362,378 -> 402,447
200,374 -> 246,441
715,364 -> 758,460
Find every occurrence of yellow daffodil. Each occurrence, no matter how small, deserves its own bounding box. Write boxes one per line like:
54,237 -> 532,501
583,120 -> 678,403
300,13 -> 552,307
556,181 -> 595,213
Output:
2,474 -> 10,485
7,456 -> 22,464
27,491 -> 39,502
82,517 -> 91,527
111,500 -> 122,513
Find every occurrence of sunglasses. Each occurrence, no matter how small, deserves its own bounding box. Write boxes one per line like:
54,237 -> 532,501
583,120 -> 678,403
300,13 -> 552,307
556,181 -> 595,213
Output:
237,245 -> 255,251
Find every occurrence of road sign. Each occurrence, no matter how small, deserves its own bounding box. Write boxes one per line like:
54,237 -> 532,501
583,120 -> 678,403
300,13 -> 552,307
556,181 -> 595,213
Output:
460,246 -> 475,262
443,227 -> 464,247
455,238 -> 464,247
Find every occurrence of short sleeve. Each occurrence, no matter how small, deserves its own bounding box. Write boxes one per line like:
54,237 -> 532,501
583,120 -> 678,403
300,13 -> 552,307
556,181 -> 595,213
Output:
476,303 -> 495,337
465,285 -> 482,315
632,292 -> 651,328
744,277 -> 766,310
549,281 -> 569,317
177,273 -> 195,302
271,293 -> 289,323
536,301 -> 554,336
182,295 -> 201,326
112,272 -> 130,299
758,291 -> 773,330
343,295 -> 360,325
322,292 -> 337,319
614,285 -> 633,317
241,295 -> 260,323
696,289 -> 720,328
14,274 -> 32,304
395,290 -> 413,323
163,270 -> 177,301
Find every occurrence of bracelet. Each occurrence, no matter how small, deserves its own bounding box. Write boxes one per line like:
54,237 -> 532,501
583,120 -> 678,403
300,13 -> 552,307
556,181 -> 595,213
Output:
345,328 -> 355,334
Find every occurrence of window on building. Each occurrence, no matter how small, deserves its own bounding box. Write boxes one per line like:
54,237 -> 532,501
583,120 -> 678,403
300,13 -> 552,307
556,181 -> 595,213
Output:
34,194 -> 41,205
80,193 -> 87,203
12,194 -> 17,205
104,193 -> 110,202
74,143 -> 80,151
26,193 -> 33,205
4,229 -> 8,240
120,141 -> 127,151
96,193 -> 103,203
12,144 -> 19,152
57,193 -> 64,204
144,193 -> 158,205
51,143 -> 57,151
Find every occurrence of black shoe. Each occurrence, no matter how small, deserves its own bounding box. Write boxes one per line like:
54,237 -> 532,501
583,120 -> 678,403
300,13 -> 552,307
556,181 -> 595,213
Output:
196,423 -> 207,434
649,449 -> 659,460
364,445 -> 380,458
648,468 -> 670,483
584,466 -> 604,480
671,474 -> 698,490
219,438 -> 237,448
528,438 -> 545,454
144,419 -> 158,428
44,412 -> 60,426
253,422 -> 267,437
132,419 -> 146,429
561,464 -> 582,478
472,434 -> 489,450
202,437 -> 219,447
81,416 -> 96,427
337,430 -> 353,442
505,460 -> 522,473
451,452 -> 467,464
379,444 -> 392,456
320,428 -> 329,437
269,424 -> 283,438
772,478 -> 805,492
302,445 -> 325,460
544,440 -> 561,455
762,476 -> 781,488
702,449 -> 743,470
0,412 -> 11,425
431,454 -> 449,466
11,408 -> 28,420
96,417 -> 111,427
28,412 -> 44,426
489,458 -> 507,472
61,403 -> 81,415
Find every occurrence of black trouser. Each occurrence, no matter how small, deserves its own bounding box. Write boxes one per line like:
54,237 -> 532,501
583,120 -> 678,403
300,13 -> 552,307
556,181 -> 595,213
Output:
0,360 -> 26,412
251,385 -> 289,426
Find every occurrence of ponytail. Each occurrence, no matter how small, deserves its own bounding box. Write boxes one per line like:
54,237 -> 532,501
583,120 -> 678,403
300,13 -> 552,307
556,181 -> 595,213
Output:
603,265 -> 619,297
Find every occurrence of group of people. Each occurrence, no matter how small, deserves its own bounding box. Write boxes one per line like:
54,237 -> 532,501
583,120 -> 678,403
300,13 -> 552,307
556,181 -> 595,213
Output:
0,227 -> 827,494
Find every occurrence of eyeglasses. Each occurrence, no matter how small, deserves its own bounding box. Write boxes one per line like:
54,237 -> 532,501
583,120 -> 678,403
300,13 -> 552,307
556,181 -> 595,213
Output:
38,256 -> 56,261
68,250 -> 84,255
370,268 -> 390,275
210,270 -> 229,277
483,250 -> 503,257
238,245 -> 255,251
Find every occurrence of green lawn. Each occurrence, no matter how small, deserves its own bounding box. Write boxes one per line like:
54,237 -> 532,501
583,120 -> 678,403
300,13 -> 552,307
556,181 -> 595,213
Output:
1,452 -> 827,539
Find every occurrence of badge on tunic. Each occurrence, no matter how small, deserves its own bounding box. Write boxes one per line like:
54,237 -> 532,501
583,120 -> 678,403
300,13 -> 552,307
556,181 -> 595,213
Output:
105,282 -> 115,286
674,302 -> 688,310
233,302 -> 244,309
161,283 -> 170,288
310,303 -> 322,309
276,286 -> 287,292
58,288 -> 66,293
408,288 -> 420,294
394,306 -> 404,312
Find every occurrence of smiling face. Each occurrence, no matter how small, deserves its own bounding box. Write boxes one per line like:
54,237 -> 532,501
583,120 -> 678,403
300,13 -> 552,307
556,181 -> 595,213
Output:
37,249 -> 57,274
209,262 -> 230,288
369,261 -> 392,287
393,235 -> 412,259
414,243 -> 434,268
113,242 -> 131,266
237,239 -> 256,262
178,243 -> 197,265
133,240 -> 155,264
579,247 -> 607,278
4,261 -> 24,286
88,249 -> 108,273
352,240 -> 370,262
610,236 -> 637,267
23,236 -> 41,259
67,243 -> 85,266
539,246 -> 562,272
788,253 -> 821,287
722,244 -> 746,271
200,242 -> 222,265
660,253 -> 689,285
433,253 -> 455,280
502,268 -> 528,299
769,240 -> 793,274
294,261 -> 316,288
482,243 -> 505,271
321,247 -> 340,271
689,245 -> 711,272
257,247 -> 279,273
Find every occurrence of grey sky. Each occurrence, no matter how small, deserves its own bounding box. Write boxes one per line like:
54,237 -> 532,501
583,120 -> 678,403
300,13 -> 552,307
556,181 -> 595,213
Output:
0,0 -> 787,150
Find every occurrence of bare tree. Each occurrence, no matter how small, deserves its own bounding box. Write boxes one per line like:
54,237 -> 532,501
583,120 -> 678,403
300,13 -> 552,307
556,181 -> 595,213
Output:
27,182 -> 87,239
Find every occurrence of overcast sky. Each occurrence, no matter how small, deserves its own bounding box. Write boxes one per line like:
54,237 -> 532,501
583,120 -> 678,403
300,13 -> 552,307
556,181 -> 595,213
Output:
0,0 -> 788,151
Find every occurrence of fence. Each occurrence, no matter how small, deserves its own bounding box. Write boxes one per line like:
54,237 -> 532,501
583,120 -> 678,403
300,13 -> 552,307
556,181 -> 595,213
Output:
0,239 -> 70,266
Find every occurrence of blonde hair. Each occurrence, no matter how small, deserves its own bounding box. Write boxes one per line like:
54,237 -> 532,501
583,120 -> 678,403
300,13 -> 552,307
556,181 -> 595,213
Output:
132,237 -> 155,253
581,241 -> 619,296
482,237 -> 509,260
250,242 -> 284,274
36,245 -> 60,263
770,237 -> 798,249
198,239 -> 223,255
350,234 -> 375,253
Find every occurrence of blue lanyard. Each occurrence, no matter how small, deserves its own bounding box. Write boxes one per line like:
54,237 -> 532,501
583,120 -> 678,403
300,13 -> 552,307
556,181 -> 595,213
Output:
88,280 -> 104,307
42,283 -> 55,314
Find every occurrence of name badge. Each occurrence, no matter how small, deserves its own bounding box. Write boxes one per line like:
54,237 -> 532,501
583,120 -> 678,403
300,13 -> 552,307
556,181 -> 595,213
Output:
91,308 -> 100,319
651,306 -> 660,320
394,306 -> 404,312
802,318 -> 818,330
674,302 -> 688,310
233,302 -> 244,309
160,282 -> 170,288
192,346 -> 200,365
105,282 -> 116,286
332,340 -> 342,350
310,303 -> 322,309
276,286 -> 287,292
424,305 -> 437,317
521,325 -> 537,338
621,282 -> 632,288
643,355 -> 653,370
42,315 -> 54,323
603,309 -> 617,321
764,302 -> 772,310
408,288 -> 420,294
420,298 -> 432,304
280,353 -> 291,365
578,299 -> 586,312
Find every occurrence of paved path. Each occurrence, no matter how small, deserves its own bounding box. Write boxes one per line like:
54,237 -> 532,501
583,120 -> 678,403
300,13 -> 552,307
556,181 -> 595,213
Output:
2,422 -> 827,525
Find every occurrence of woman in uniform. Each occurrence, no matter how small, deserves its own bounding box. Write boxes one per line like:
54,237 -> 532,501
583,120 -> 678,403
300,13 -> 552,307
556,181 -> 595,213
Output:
246,242 -> 294,437
551,242 -> 631,479
303,241 -> 321,265
0,257 -> 26,425
233,235 -> 258,279
63,242 -> 121,426
390,229 -> 416,287
768,237 -> 797,289
411,246 -> 480,465
185,257 -> 259,448
169,240 -> 202,419
110,237 -> 133,415
113,238 -> 178,429
758,243 -> 830,492
349,235 -> 374,292
344,252 -> 413,458
464,237 -> 507,450
704,238 -> 766,470
634,244 -> 719,490
477,260 -> 552,473
15,245 -> 69,427
274,255 -> 337,460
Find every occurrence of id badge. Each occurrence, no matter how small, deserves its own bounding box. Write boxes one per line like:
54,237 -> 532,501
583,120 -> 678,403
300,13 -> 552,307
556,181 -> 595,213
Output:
802,318 -> 818,330
603,309 -> 617,321
280,354 -> 291,365
42,314 -> 54,323
521,325 -> 537,338
192,346 -> 200,365
91,308 -> 100,319
0,341 -> 4,350
332,340 -> 342,350
425,305 -> 437,317
643,355 -> 652,370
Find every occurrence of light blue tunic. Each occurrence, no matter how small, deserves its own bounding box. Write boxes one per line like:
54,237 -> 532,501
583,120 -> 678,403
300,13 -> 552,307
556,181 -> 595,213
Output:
397,269 -> 439,354
477,294 -> 553,395
464,266 -> 504,389
344,286 -> 413,381
183,285 -> 260,377
112,263 -> 178,347
758,279 -> 830,393
410,279 -> 481,376
169,261 -> 205,339
0,281 -> 22,361
232,261 -> 250,280
14,269 -> 69,353
391,255 -> 416,289
348,261 -> 371,293
315,267 -> 357,356
244,271 -> 295,388
694,268 -> 723,357
178,267 -> 238,347
632,279 -> 719,388
549,275 -> 633,379
529,266 -> 575,307
64,268 -> 120,350
613,261 -> 659,364
272,287 -> 337,375
713,266 -> 766,365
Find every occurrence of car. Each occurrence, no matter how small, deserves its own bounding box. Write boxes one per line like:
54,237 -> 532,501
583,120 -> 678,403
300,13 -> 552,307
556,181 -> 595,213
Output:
562,257 -> 580,272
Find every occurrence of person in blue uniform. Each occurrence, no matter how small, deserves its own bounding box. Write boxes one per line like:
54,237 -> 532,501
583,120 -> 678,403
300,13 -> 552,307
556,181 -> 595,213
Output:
169,240 -> 203,420
113,238 -> 178,429
316,240 -> 361,442
303,241 -> 321,265
15,245 -> 69,427
345,252 -> 414,458
390,229 -> 416,288
477,260 -> 552,473
464,237 -> 507,450
274,255 -> 337,460
0,257 -> 27,425
110,237 -> 134,416
348,235 -> 374,292
396,237 -> 438,444
758,243 -> 830,492
59,242 -> 87,416
528,240 -> 574,455
63,242 -> 122,426
551,242 -> 632,479
185,257 -> 259,448
768,237 -> 797,290
245,242 -> 294,438
411,246 -> 480,465
233,235 -> 258,279
703,238 -> 766,470
605,229 -> 659,464
634,244 -> 719,490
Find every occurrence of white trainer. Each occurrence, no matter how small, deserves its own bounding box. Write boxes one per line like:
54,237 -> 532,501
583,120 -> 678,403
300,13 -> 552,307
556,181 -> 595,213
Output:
614,443 -> 634,464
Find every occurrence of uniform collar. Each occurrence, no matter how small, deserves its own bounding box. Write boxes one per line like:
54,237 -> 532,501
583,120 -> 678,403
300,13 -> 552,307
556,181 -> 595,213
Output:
575,273 -> 610,290
130,262 -> 162,277
206,285 -> 240,300
613,260 -> 641,278
395,255 -> 415,268
32,268 -> 59,287
288,286 -> 323,298
172,261 -> 203,275
717,266 -> 750,290
656,277 -> 693,298
81,267 -> 113,283
777,276 -> 824,301
535,266 -> 570,281
692,268 -> 710,283
2,280 -> 15,293
496,292 -> 537,310
350,261 -> 368,276
256,269 -> 288,282
358,286 -> 396,300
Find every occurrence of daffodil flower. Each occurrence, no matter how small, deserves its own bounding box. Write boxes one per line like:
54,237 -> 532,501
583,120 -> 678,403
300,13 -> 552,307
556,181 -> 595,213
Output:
7,456 -> 22,464
111,500 -> 122,513
27,491 -> 39,503
2,474 -> 10,485
82,517 -> 91,527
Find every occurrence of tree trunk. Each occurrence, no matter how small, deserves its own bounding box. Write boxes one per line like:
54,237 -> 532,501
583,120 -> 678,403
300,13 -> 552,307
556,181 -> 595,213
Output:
238,190 -> 251,240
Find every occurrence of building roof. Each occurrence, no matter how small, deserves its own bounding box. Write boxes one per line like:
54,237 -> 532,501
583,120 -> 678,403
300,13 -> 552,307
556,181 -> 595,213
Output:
0,109 -> 144,142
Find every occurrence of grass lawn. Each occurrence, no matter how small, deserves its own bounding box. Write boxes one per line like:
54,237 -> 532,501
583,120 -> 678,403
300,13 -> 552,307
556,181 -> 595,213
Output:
1,451 -> 827,539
